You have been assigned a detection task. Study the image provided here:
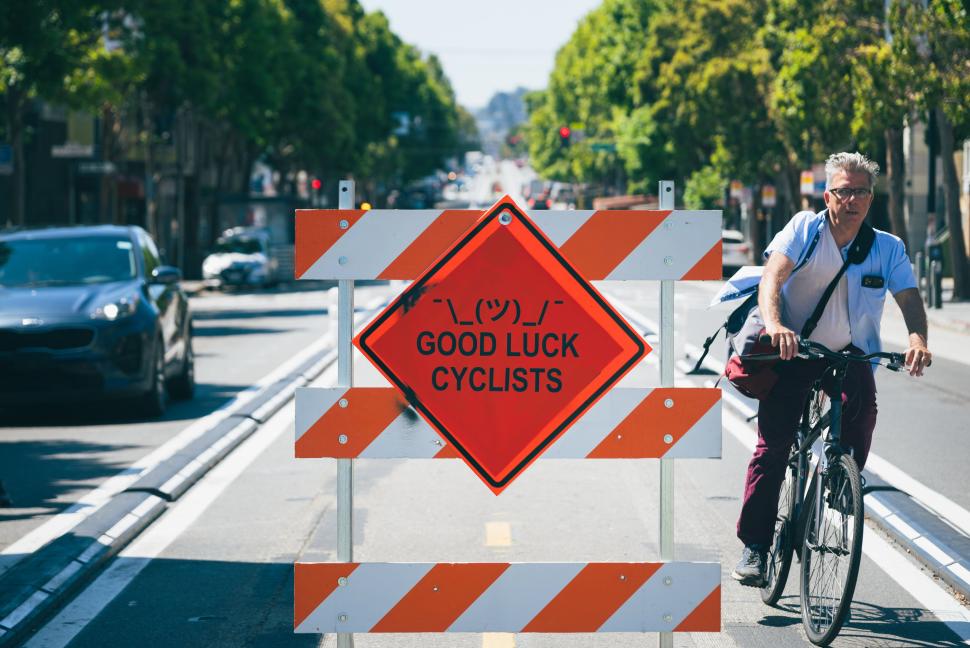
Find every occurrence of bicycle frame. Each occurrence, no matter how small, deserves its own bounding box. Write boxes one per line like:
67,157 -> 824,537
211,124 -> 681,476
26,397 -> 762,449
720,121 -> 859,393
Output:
756,338 -> 907,642
792,361 -> 849,560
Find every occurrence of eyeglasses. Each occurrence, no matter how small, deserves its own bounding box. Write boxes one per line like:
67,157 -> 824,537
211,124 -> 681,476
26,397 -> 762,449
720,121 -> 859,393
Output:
829,187 -> 872,200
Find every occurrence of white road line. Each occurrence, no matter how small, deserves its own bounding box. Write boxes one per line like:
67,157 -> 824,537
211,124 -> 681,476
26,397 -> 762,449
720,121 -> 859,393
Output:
24,402 -> 298,648
864,454 -> 970,538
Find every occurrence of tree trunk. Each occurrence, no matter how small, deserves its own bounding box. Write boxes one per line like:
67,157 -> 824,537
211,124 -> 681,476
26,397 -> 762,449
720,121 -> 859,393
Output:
141,95 -> 159,240
6,87 -> 26,227
885,126 -> 908,249
935,106 -> 970,301
750,183 -> 765,262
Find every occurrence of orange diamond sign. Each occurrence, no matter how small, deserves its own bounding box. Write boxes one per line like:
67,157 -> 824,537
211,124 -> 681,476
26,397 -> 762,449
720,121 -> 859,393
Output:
355,198 -> 649,493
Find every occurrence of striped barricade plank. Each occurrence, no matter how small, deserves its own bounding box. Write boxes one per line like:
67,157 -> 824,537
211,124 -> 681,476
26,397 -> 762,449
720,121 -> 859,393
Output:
294,387 -> 721,459
295,208 -> 721,281
294,561 -> 720,633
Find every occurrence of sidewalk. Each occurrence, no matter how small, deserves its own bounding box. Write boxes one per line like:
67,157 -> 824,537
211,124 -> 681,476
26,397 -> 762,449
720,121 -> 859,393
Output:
926,279 -> 970,335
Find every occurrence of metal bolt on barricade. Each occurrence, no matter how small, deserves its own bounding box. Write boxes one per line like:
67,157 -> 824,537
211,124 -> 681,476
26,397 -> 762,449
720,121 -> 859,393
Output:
291,182 -> 724,642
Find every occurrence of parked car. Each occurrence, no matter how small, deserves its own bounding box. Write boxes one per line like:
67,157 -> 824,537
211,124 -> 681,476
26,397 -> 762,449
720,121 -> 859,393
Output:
201,227 -> 278,290
0,225 -> 194,416
722,229 -> 752,276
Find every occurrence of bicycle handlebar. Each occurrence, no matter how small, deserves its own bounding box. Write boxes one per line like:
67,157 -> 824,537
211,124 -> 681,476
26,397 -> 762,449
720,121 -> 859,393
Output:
754,334 -> 908,371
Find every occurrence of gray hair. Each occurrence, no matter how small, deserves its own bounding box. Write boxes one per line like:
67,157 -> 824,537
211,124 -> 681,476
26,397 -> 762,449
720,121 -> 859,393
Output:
825,152 -> 879,189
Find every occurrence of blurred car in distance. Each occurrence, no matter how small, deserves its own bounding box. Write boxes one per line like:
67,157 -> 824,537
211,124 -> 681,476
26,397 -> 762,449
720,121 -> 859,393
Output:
527,194 -> 552,210
201,227 -> 277,290
0,225 -> 194,416
550,184 -> 576,209
722,229 -> 752,276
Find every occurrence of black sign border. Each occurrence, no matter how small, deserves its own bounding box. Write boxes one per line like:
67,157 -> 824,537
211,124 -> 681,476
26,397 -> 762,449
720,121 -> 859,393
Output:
358,200 -> 647,490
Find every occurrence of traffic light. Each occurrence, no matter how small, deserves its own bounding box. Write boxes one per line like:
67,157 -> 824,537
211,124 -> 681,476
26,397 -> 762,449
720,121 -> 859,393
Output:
558,125 -> 571,148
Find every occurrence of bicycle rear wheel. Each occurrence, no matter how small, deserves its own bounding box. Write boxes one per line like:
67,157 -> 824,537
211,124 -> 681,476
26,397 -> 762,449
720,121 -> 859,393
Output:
800,453 -> 864,645
761,452 -> 798,605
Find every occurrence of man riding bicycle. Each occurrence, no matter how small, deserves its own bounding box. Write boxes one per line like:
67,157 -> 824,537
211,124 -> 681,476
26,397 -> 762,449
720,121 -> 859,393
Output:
732,151 -> 932,587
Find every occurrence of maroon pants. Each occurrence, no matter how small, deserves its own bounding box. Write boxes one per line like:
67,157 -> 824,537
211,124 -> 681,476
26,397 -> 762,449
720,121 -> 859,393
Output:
736,353 -> 878,547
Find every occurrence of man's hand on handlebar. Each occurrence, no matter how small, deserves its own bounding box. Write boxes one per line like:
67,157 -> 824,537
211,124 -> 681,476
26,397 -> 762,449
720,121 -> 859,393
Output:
905,337 -> 932,377
764,322 -> 799,361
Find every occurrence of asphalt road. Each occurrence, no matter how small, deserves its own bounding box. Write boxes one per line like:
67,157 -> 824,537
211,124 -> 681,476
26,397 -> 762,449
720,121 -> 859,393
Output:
0,286 -> 338,556
8,277 -> 970,648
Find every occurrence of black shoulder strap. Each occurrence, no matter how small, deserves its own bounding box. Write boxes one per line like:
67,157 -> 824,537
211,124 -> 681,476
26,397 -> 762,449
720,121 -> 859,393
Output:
800,223 -> 874,339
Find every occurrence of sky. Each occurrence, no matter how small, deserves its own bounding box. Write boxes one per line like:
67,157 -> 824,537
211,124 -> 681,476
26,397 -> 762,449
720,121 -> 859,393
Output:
357,0 -> 602,109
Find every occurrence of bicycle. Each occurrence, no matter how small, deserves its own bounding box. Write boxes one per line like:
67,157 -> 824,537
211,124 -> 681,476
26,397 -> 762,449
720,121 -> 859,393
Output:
748,336 -> 907,646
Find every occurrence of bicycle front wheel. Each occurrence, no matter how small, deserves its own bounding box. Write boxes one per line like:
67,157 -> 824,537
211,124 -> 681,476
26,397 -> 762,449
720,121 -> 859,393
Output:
761,452 -> 798,605
800,453 -> 864,645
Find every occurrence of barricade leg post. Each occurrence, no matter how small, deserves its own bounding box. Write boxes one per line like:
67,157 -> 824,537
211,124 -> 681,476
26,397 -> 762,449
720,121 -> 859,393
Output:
337,181 -> 355,648
659,181 -> 675,648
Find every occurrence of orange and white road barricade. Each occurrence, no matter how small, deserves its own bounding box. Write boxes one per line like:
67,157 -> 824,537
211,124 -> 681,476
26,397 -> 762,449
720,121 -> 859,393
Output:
294,562 -> 720,634
295,208 -> 722,282
295,386 -> 721,460
293,182 -> 723,645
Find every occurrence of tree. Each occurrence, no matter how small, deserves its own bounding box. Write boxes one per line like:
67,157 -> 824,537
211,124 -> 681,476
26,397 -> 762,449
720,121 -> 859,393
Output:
526,0 -> 660,193
891,0 -> 970,299
0,0 -> 117,225
639,0 -> 784,254
852,39 -> 913,247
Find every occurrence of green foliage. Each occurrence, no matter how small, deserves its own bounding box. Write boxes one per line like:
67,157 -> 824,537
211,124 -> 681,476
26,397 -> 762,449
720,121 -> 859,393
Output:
890,0 -> 970,135
767,1 -> 887,164
683,165 -> 726,210
0,1 -> 112,101
526,0 -> 660,186
1,0 -> 468,192
526,0 -> 970,192
640,0 -> 781,184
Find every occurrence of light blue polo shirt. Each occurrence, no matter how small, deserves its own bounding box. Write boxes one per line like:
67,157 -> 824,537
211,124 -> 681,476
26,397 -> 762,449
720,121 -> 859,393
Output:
765,209 -> 917,358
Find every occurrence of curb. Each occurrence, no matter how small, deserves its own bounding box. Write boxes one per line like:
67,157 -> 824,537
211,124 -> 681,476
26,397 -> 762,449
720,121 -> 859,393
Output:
864,477 -> 970,603
0,492 -> 166,641
926,311 -> 970,336
0,344 -> 339,647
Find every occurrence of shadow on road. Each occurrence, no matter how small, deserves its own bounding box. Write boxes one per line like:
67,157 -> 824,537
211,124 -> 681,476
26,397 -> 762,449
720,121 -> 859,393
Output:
192,308 -> 328,321
0,382 -> 249,427
0,438 -> 136,515
192,325 -> 289,337
50,556 -> 321,648
758,595 -> 967,646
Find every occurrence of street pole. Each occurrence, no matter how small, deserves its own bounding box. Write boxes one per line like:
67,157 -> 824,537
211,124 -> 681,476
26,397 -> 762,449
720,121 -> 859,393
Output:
337,180 -> 355,648
658,180 -> 675,648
